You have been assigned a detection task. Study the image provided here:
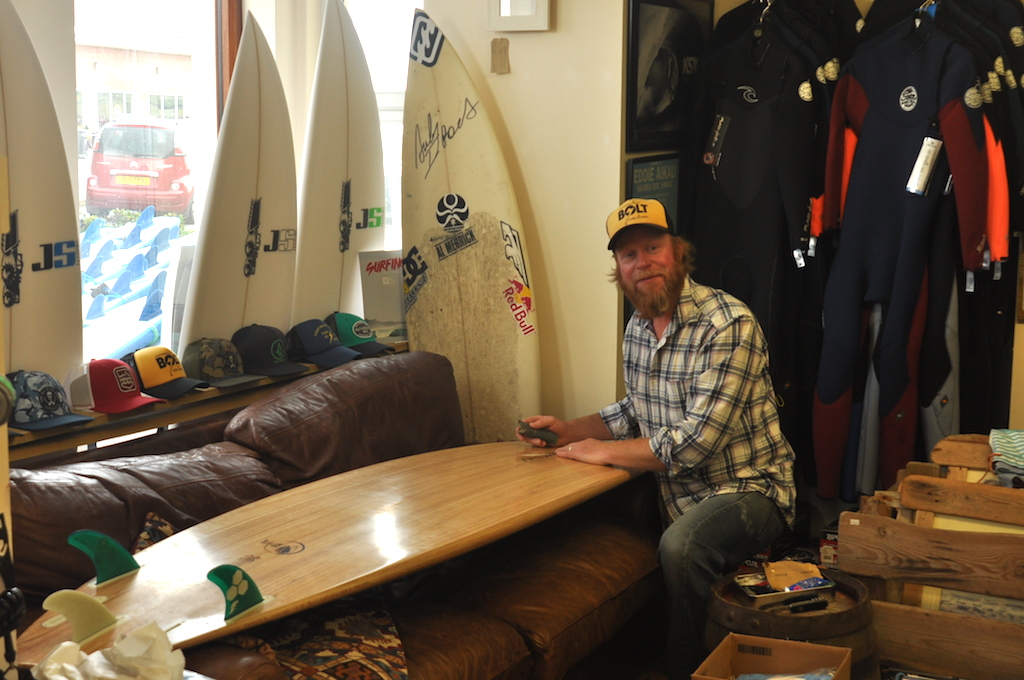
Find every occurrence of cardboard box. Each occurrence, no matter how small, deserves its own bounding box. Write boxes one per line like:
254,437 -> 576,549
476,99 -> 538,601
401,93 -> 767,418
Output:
819,520 -> 839,569
693,633 -> 852,680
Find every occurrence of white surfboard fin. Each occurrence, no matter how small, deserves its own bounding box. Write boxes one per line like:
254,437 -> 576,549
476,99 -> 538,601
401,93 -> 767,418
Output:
68,530 -> 140,584
42,590 -> 118,643
207,565 -> 263,620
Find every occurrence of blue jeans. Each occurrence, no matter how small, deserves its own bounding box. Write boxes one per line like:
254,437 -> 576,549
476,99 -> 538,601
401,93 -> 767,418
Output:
659,492 -> 787,678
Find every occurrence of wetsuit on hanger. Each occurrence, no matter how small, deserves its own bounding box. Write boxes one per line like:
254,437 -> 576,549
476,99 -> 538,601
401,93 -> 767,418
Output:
813,13 -> 990,497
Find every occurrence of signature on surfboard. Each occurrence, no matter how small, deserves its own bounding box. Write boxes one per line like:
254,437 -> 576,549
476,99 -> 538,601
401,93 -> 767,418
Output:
414,98 -> 479,179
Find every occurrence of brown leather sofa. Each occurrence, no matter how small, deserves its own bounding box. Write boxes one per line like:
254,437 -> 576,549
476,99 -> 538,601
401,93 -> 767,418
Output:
13,351 -> 667,680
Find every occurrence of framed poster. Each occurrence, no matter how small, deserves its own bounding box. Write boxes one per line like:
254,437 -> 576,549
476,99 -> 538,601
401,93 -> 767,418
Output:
626,153 -> 680,232
625,0 -> 711,153
622,153 -> 680,327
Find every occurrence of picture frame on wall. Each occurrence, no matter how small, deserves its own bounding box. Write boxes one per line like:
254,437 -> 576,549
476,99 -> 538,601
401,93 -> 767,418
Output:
622,153 -> 680,327
625,0 -> 712,153
626,153 -> 680,232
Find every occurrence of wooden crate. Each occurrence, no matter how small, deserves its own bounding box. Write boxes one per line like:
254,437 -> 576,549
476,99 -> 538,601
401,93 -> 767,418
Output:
838,435 -> 1024,680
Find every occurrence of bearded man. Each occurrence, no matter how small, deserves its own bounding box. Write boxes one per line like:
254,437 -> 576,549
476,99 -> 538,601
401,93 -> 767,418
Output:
518,198 -> 796,679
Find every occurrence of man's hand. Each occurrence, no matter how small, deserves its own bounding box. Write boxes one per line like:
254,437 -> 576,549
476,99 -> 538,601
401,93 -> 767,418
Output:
516,415 -> 569,448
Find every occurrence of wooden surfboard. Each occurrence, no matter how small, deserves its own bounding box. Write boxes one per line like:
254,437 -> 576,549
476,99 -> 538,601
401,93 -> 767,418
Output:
402,10 -> 541,444
15,442 -> 636,667
178,11 -> 297,353
289,0 -> 386,326
0,0 -> 83,380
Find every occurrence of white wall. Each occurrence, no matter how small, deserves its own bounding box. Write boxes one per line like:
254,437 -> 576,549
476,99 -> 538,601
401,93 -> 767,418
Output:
13,0 -> 76,204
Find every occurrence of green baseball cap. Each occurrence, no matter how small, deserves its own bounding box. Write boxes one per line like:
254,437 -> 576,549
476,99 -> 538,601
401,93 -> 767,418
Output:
323,313 -> 394,358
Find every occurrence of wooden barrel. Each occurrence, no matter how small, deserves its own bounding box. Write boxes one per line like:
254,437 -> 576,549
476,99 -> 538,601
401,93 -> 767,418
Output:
704,569 -> 880,680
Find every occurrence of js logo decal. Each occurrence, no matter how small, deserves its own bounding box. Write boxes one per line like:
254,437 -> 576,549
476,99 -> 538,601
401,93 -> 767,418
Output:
356,207 -> 383,230
410,10 -> 445,67
263,229 -> 296,252
33,241 -> 77,272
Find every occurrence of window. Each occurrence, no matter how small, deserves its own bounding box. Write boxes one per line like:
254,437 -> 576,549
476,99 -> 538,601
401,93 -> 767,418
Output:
75,0 -> 217,361
345,0 -> 423,249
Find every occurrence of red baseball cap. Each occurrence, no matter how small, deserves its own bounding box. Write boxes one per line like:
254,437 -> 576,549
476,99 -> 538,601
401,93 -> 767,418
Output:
64,359 -> 165,414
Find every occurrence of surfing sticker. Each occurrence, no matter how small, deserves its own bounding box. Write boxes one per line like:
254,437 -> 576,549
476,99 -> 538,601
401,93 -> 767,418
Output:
339,180 -> 353,252
403,245 -> 429,312
436,194 -> 469,232
410,10 -> 444,67
500,222 -> 530,287
244,198 -> 262,276
1,211 -> 23,307
433,194 -> 478,260
504,279 -> 536,336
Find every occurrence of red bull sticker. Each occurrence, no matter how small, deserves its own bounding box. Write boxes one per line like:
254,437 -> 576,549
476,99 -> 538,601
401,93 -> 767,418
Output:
505,278 -> 536,336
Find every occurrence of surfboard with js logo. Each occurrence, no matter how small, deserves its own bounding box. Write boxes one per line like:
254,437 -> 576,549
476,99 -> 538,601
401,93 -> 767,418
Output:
178,12 -> 297,352
290,0 -> 386,326
401,10 -> 541,444
0,0 -> 83,380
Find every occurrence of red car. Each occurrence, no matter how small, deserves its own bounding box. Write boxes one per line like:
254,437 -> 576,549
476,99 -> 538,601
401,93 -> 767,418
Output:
86,120 -> 194,223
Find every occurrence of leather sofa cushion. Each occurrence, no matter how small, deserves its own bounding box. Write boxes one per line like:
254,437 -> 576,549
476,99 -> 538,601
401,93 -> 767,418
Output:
186,644 -> 288,680
391,605 -> 533,680
225,352 -> 464,487
414,521 -> 662,680
11,442 -> 279,600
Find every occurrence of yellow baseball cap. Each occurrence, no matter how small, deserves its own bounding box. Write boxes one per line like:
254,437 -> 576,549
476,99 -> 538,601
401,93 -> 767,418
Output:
606,198 -> 671,250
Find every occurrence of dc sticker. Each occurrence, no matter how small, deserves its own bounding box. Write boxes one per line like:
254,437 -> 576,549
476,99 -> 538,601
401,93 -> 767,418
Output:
410,10 -> 444,67
436,194 -> 469,232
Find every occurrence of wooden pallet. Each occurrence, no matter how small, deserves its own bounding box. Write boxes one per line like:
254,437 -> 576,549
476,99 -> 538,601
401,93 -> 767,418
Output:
838,435 -> 1024,680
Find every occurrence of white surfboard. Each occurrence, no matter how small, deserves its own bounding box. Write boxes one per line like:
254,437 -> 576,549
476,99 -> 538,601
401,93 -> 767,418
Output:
290,0 -> 386,326
178,12 -> 297,352
0,0 -> 83,380
402,10 -> 541,444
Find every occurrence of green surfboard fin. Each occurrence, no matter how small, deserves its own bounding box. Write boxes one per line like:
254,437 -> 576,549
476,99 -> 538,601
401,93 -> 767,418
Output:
207,564 -> 263,619
43,590 -> 118,643
68,530 -> 140,584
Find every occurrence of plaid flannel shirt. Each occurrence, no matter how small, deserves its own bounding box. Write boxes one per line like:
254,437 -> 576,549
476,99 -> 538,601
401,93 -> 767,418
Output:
599,277 -> 796,526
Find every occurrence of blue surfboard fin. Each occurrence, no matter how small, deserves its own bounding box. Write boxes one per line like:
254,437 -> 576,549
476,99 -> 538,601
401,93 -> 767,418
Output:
153,227 -> 171,252
81,219 -> 106,258
139,287 -> 164,322
137,205 -> 155,229
82,218 -> 105,247
83,254 -> 106,280
111,270 -> 133,297
125,253 -> 145,280
68,530 -> 139,584
85,295 -> 105,321
95,240 -> 115,261
207,565 -> 263,619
